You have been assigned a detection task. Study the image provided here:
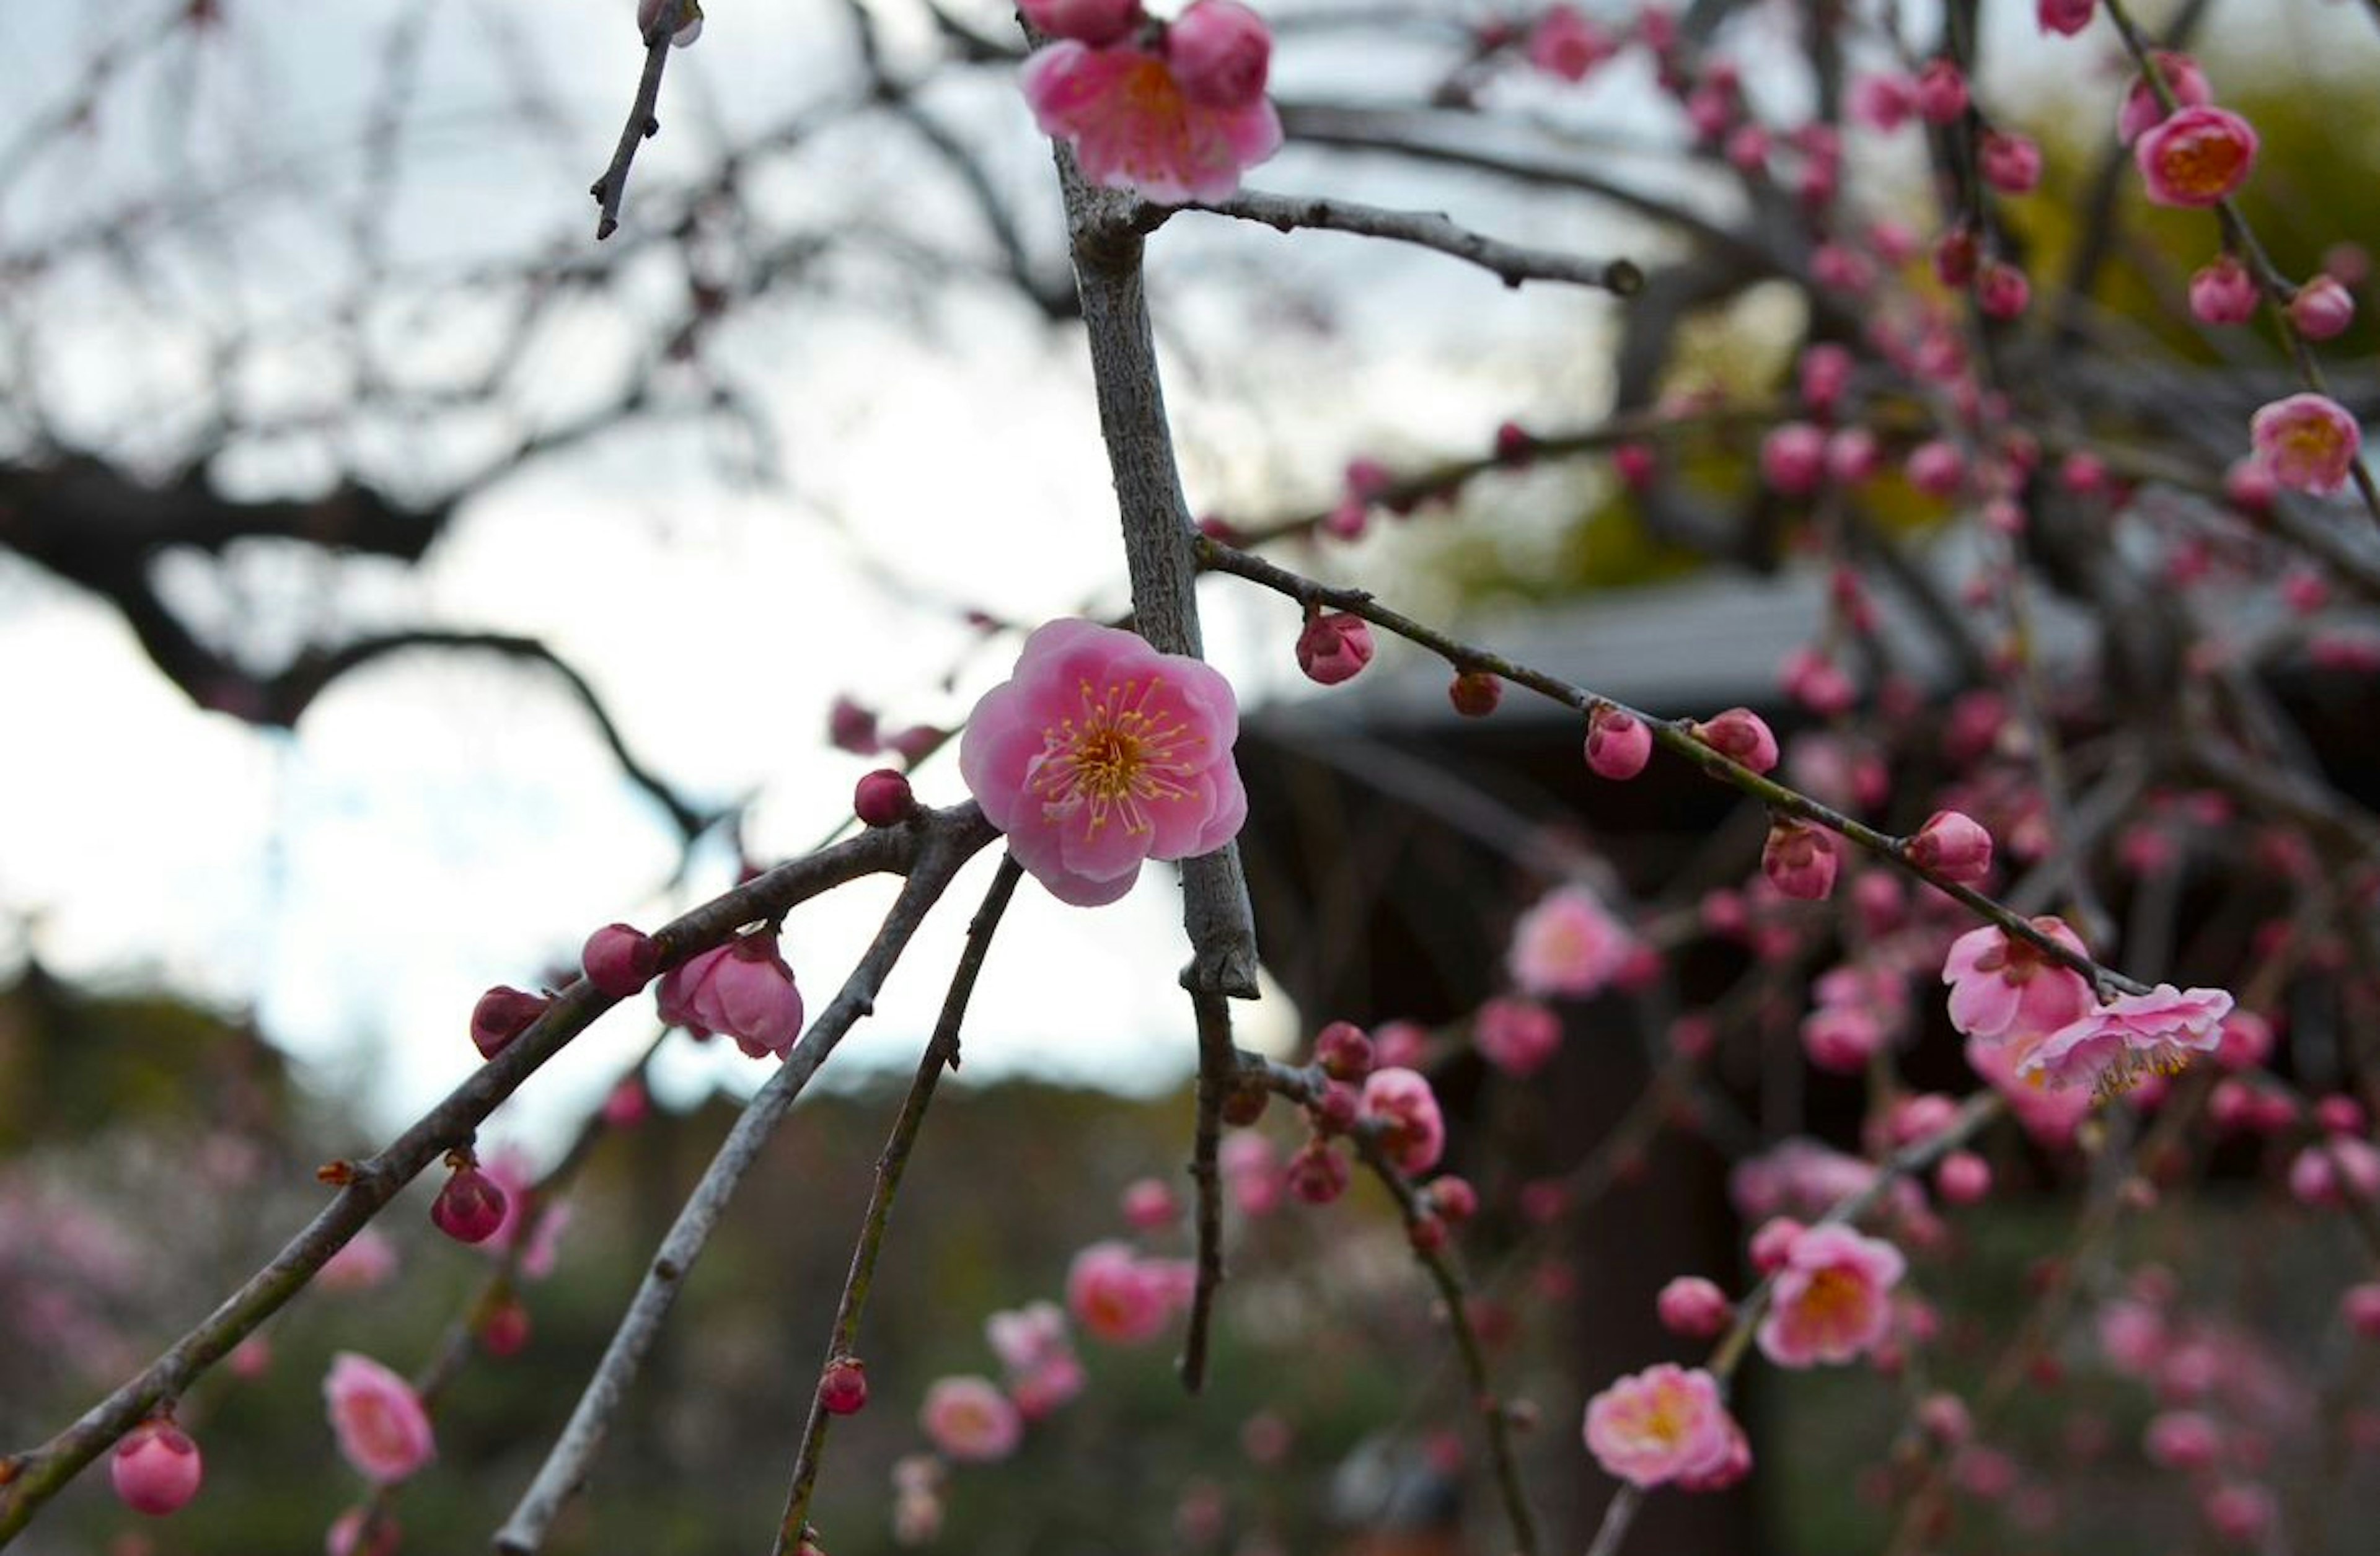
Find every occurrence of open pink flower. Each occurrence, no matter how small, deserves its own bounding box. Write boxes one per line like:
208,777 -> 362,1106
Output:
2135,105 -> 2258,208
1583,1365 -> 1743,1487
1066,1241 -> 1174,1345
1505,884 -> 1634,997
2250,393 -> 2362,496
1756,1224 -> 1905,1367
1360,1066 -> 1446,1175
920,1376 -> 1023,1462
1020,33 -> 1281,205
2018,983 -> 2233,1097
1942,918 -> 2094,1048
1967,1035 -> 2093,1146
960,620 -> 1246,907
656,929 -> 805,1059
324,1352 -> 435,1485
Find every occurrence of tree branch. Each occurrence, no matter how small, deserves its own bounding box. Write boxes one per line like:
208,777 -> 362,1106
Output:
1190,188 -> 1642,294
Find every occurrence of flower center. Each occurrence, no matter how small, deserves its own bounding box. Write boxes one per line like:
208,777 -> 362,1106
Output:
1029,675 -> 1199,837
2160,131 -> 2246,198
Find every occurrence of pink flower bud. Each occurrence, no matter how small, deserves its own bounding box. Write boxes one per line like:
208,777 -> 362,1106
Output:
1762,820 -> 1839,900
1408,1213 -> 1449,1254
432,1160 -> 510,1245
656,930 -> 806,1059
1798,343 -> 1853,412
1692,708 -> 1778,773
1449,670 -> 1503,718
1020,0 -> 1144,46
581,923 -> 661,999
1979,131 -> 2043,194
113,1419 -> 203,1517
2344,1283 -> 2380,1340
1656,1277 -> 1732,1338
1585,706 -> 1653,780
1296,612 -> 1375,685
1166,0 -> 1271,109
1493,421 -> 1535,465
1316,1020 -> 1373,1081
819,1356 -> 870,1415
470,985 -> 549,1061
2224,455 -> 2277,513
2203,1483 -> 2274,1545
1905,439 -> 1965,498
637,0 -> 703,46
1935,1151 -> 1992,1205
2189,255 -> 2259,325
2290,275 -> 2355,341
2144,1410 -> 2219,1470
2136,106 -> 2259,208
1933,226 -> 1978,288
1913,59 -> 1968,125
1427,1175 -> 1479,1224
1824,428 -> 1880,486
2037,0 -> 2094,35
1851,74 -> 1915,134
1906,810 -> 1993,883
1760,422 -> 1828,496
853,768 -> 917,828
1749,1216 -> 1804,1273
1286,1138 -> 1351,1205
1611,442 -> 1657,488
324,1352 -> 436,1484
1977,261 -> 2030,321
1309,1081 -> 1359,1135
827,695 -> 880,755
1475,996 -> 1563,1076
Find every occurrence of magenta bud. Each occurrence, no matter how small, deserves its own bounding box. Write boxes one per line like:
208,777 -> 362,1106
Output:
1296,613 -> 1375,687
1935,1151 -> 1993,1205
819,1356 -> 870,1416
113,1419 -> 203,1517
1315,1020 -> 1374,1082
2344,1283 -> 2380,1340
1585,705 -> 1653,780
1407,1213 -> 1448,1254
1448,670 -> 1503,718
854,768 -> 918,828
1166,0 -> 1271,109
1906,809 -> 1994,884
1285,1139 -> 1351,1205
1310,1081 -> 1360,1135
1762,820 -> 1840,900
582,923 -> 661,999
480,1298 -> 531,1358
1426,1175 -> 1479,1225
470,985 -> 550,1060
2290,275 -> 2356,341
1493,420 -> 1535,465
1655,1276 -> 1732,1338
432,1161 -> 510,1245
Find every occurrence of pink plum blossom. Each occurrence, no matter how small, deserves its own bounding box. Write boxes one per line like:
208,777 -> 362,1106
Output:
1527,6 -> 1616,82
1021,38 -> 1280,205
1360,1066 -> 1447,1175
1756,1224 -> 1906,1367
656,929 -> 806,1058
1505,884 -> 1634,997
1066,1241 -> 1173,1345
2250,393 -> 2362,496
1295,612 -> 1374,685
1474,996 -> 1562,1076
2136,106 -> 2258,208
1583,1364 -> 1743,1487
2017,983 -> 2234,1097
324,1352 -> 435,1485
959,619 -> 1246,907
920,1376 -> 1023,1462
1942,918 -> 2096,1048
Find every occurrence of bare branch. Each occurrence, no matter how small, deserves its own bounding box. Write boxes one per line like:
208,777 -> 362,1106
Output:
1191,188 -> 1643,294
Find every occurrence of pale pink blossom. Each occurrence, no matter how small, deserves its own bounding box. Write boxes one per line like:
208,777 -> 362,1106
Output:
2017,983 -> 2233,1097
1021,40 -> 1280,205
656,929 -> 806,1059
1473,996 -> 1562,1076
920,1376 -> 1023,1462
1066,1241 -> 1173,1345
324,1352 -> 435,1485
1360,1067 -> 1446,1176
1756,1224 -> 1906,1367
1583,1365 -> 1742,1487
959,619 -> 1246,905
1505,884 -> 1634,997
2250,393 -> 2362,496
1942,918 -> 2095,1048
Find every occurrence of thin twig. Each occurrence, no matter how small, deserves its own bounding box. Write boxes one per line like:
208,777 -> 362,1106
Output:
1193,535 -> 2153,1000
491,809 -> 995,1555
1191,188 -> 1642,294
0,807 -> 980,1548
768,855 -> 1026,1555
589,8 -> 682,241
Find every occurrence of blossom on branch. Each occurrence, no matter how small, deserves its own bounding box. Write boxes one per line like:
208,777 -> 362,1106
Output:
1583,1364 -> 1745,1488
324,1353 -> 435,1485
920,1376 -> 1023,1463
1756,1224 -> 1906,1368
2250,392 -> 2362,496
655,928 -> 806,1059
2019,984 -> 2233,1098
1020,2 -> 1282,205
959,619 -> 1246,907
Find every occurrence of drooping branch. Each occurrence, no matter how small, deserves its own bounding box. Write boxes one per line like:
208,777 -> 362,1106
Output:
491,806 -> 996,1556
1191,188 -> 1644,294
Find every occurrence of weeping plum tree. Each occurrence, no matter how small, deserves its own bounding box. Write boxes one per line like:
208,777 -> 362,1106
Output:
5,0 -> 2380,1552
